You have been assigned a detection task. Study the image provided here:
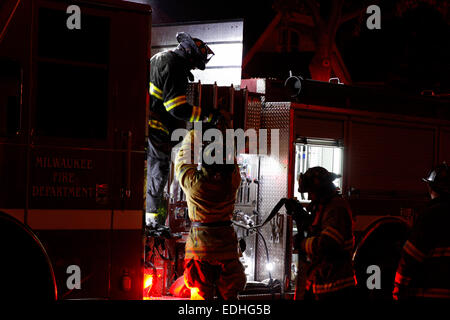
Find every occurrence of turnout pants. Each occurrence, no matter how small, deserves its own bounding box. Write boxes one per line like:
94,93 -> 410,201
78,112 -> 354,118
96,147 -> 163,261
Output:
146,130 -> 172,214
184,259 -> 247,300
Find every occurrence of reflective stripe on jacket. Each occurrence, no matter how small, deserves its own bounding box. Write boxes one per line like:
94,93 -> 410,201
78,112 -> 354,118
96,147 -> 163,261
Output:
149,50 -> 212,136
300,195 -> 356,295
393,195 -> 450,300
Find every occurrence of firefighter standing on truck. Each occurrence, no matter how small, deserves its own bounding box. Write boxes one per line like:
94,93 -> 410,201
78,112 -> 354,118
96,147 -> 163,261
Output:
147,32 -> 218,225
295,166 -> 356,300
174,128 -> 246,300
393,162 -> 450,300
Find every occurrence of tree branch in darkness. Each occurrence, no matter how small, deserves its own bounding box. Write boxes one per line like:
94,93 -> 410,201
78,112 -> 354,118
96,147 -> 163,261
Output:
304,0 -> 323,26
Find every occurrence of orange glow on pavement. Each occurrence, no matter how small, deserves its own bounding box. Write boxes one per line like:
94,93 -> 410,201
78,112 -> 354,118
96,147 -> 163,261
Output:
190,287 -> 204,300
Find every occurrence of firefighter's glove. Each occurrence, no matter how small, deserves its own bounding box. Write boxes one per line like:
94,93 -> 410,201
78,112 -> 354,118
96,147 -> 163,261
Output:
284,198 -> 300,215
285,198 -> 308,221
206,109 -> 232,130
204,108 -> 221,124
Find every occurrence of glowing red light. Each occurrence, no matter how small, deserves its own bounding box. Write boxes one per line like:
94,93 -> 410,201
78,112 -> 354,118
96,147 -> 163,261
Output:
189,287 -> 204,300
143,271 -> 154,299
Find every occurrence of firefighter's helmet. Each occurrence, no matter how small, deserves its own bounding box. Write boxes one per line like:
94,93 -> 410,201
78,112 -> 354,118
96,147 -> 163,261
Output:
299,166 -> 340,196
422,162 -> 450,194
176,32 -> 214,70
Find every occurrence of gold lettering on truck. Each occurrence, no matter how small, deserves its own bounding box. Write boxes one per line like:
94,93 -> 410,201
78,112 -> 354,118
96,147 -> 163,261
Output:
32,156 -> 96,199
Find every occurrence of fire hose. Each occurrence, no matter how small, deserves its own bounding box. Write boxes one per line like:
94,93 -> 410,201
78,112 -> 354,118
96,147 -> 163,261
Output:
232,197 -> 312,235
232,198 -> 313,297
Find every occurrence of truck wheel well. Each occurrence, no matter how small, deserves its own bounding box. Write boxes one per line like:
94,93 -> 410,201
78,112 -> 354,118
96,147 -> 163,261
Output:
0,211 -> 57,300
352,216 -> 410,300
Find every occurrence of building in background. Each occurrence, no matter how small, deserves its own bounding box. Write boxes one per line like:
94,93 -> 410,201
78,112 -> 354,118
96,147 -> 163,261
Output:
151,20 -> 244,87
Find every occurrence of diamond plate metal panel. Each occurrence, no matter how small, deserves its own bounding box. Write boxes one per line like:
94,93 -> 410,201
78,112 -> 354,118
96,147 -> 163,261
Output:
245,93 -> 262,131
232,89 -> 246,130
185,82 -> 200,131
256,102 -> 291,283
200,84 -> 217,111
217,85 -> 234,113
186,82 -> 200,107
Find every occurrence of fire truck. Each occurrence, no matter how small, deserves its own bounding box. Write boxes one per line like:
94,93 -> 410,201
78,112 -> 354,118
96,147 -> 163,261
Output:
1,0 -> 450,301
0,0 -> 151,299
142,74 -> 450,301
239,76 -> 450,300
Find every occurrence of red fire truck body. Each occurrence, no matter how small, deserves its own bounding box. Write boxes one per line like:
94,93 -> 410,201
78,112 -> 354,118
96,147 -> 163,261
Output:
245,78 -> 450,298
0,0 -> 151,299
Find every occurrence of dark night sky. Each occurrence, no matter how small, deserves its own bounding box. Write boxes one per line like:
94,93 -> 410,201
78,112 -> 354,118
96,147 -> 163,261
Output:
144,0 -> 450,93
337,1 -> 450,93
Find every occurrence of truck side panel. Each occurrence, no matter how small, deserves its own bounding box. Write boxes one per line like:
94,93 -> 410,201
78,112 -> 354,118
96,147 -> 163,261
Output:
0,0 -> 150,299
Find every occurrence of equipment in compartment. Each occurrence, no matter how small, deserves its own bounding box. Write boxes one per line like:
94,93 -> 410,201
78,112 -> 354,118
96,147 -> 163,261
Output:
145,82 -> 262,298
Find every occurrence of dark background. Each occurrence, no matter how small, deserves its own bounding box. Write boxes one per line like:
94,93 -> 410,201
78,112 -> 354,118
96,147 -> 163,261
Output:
145,0 -> 450,94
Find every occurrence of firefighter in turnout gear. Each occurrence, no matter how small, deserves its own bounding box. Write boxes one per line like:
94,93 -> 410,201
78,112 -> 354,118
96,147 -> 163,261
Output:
174,128 -> 246,300
393,162 -> 450,300
296,166 -> 356,300
146,32 -> 217,224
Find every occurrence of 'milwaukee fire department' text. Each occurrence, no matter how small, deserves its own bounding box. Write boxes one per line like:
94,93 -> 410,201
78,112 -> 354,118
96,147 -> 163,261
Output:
32,156 -> 95,199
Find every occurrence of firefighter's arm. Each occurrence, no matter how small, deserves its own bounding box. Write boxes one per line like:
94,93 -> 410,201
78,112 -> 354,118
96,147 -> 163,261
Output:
393,213 -> 431,300
174,130 -> 201,190
162,66 -> 216,123
300,206 -> 349,258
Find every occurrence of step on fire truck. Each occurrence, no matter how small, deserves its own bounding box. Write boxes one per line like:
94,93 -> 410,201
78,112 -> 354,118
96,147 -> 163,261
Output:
1,0 -> 450,301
